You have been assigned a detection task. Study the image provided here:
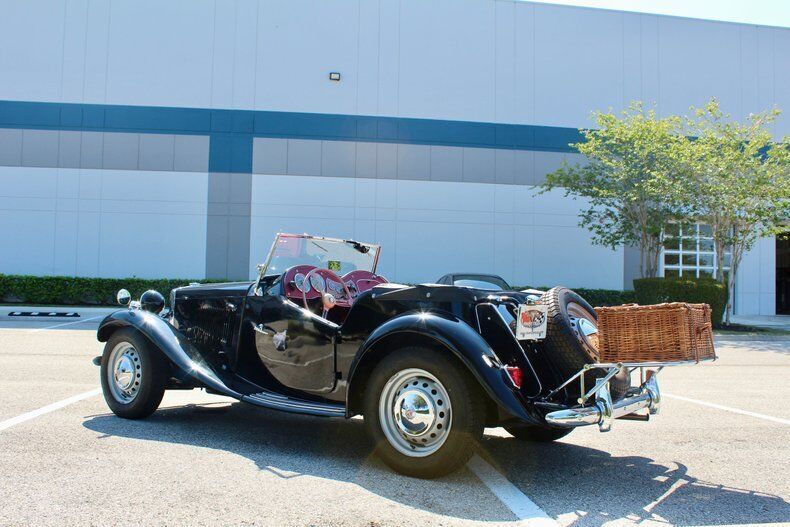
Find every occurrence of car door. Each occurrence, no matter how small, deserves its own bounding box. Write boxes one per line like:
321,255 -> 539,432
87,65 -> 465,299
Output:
243,293 -> 338,394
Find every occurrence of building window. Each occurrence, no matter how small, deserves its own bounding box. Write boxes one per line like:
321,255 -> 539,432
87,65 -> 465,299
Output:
661,222 -> 730,278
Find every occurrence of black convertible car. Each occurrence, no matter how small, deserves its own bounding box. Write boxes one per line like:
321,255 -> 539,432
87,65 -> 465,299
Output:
96,233 -> 666,478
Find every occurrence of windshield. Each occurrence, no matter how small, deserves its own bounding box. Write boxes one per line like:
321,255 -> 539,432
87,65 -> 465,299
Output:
259,233 -> 380,277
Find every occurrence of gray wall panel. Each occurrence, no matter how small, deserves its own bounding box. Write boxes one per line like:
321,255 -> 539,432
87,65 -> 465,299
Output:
80,132 -> 104,169
495,149 -> 515,185
207,172 -> 231,203
287,139 -> 321,176
429,146 -> 462,182
206,172 -> 251,280
22,129 -> 59,167
228,173 -> 252,204
397,144 -> 429,181
102,132 -> 139,170
533,151 -> 565,186
174,135 -> 209,172
463,147 -> 495,184
139,134 -> 175,171
252,138 -> 287,174
57,131 -> 82,168
376,143 -> 397,180
0,129 -> 22,166
205,214 -> 229,279
355,142 -> 377,179
514,150 -> 534,186
321,140 -> 356,178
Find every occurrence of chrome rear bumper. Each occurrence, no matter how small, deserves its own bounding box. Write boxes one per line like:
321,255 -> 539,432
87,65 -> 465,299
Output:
545,372 -> 662,431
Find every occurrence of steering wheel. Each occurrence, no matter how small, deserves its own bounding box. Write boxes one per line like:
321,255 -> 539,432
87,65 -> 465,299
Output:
301,267 -> 354,319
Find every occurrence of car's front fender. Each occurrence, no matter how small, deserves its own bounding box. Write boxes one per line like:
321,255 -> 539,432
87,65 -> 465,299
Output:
97,309 -> 242,398
347,311 -> 539,423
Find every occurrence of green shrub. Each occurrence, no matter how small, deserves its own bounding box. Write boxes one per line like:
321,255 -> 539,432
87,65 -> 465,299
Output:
633,277 -> 727,325
513,285 -> 636,307
0,274 -> 226,306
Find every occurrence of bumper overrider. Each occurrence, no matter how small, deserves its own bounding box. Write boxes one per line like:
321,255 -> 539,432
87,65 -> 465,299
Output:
544,369 -> 661,431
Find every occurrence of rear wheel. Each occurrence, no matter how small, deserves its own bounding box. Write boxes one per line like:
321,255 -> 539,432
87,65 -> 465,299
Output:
541,287 -> 630,400
363,346 -> 485,478
505,425 -> 573,442
100,328 -> 167,419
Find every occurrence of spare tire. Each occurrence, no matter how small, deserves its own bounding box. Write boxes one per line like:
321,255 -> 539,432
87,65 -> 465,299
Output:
540,287 -> 629,400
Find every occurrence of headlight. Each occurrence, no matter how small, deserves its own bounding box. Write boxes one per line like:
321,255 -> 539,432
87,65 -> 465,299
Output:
140,290 -> 165,314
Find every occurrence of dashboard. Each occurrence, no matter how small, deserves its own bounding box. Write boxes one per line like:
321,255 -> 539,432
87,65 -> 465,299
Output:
281,265 -> 388,304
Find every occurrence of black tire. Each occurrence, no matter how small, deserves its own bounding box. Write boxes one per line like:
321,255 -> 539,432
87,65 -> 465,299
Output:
505,425 -> 573,442
100,328 -> 167,419
541,286 -> 630,400
363,346 -> 486,478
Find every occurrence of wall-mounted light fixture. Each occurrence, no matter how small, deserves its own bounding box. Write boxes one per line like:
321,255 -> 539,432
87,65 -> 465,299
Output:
328,72 -> 341,81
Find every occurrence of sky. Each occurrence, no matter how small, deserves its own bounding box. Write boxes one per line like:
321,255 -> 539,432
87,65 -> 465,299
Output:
528,0 -> 790,28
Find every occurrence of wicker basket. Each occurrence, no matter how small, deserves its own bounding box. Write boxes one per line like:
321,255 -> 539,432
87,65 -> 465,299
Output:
594,302 -> 716,363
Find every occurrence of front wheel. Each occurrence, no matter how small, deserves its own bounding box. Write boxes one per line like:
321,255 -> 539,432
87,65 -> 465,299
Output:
100,328 -> 167,419
363,347 -> 486,478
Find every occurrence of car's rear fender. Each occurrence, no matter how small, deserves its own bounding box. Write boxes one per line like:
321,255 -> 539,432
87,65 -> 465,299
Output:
97,309 -> 243,399
346,311 -> 540,423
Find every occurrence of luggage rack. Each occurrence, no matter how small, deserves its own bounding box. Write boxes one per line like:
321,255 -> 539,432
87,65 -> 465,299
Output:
542,358 -> 715,432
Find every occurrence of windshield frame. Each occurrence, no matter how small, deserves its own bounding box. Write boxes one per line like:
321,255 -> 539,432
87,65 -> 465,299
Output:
255,233 -> 381,290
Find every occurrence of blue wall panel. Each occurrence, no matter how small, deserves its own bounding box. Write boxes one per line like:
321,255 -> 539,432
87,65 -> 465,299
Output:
0,100 -> 582,173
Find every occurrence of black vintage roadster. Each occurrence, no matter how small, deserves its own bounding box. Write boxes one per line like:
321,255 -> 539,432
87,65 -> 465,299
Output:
96,233 -> 665,478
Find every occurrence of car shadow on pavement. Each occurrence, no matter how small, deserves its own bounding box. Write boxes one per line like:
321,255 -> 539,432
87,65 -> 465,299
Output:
83,401 -> 789,525
479,435 -> 790,526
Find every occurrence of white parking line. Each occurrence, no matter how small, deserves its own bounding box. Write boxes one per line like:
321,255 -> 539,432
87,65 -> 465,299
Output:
27,314 -> 106,332
0,388 -> 101,432
467,455 -> 560,526
664,393 -> 790,425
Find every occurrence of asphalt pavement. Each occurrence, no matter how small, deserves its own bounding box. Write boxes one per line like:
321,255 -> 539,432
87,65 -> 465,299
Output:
0,314 -> 788,527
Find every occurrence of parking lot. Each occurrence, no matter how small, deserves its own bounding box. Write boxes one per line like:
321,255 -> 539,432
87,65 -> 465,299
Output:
1,315 -> 788,527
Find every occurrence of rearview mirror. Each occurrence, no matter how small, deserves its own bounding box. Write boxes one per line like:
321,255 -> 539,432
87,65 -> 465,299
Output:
116,289 -> 131,306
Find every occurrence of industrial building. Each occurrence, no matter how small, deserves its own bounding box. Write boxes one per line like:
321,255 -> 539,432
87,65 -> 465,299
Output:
0,0 -> 787,314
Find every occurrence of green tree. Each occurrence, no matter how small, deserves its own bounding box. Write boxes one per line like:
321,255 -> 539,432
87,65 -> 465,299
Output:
541,102 -> 685,278
678,100 -> 790,324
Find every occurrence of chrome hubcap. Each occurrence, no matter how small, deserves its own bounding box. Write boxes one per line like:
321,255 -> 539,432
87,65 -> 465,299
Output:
568,302 -> 600,361
379,369 -> 451,457
107,342 -> 142,404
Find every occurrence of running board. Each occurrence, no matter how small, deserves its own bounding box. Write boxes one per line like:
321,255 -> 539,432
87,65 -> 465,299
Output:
242,390 -> 346,417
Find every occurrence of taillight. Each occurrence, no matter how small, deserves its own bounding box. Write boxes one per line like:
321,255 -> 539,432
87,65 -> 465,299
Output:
505,365 -> 523,389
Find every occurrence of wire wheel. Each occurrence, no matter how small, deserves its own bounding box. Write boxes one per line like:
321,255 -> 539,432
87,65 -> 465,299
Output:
378,368 -> 452,457
106,341 -> 143,404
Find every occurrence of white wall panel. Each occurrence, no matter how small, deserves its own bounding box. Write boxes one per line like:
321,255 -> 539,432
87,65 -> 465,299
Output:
255,0 -> 359,113
0,167 -> 207,278
0,1 -> 65,102
82,0 -> 111,103
494,0 -> 516,123
533,5 -> 625,128
249,174 -> 624,288
512,2 -> 536,125
61,0 -> 89,102
657,17 -> 743,118
105,0 -> 215,107
398,0 -> 496,122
